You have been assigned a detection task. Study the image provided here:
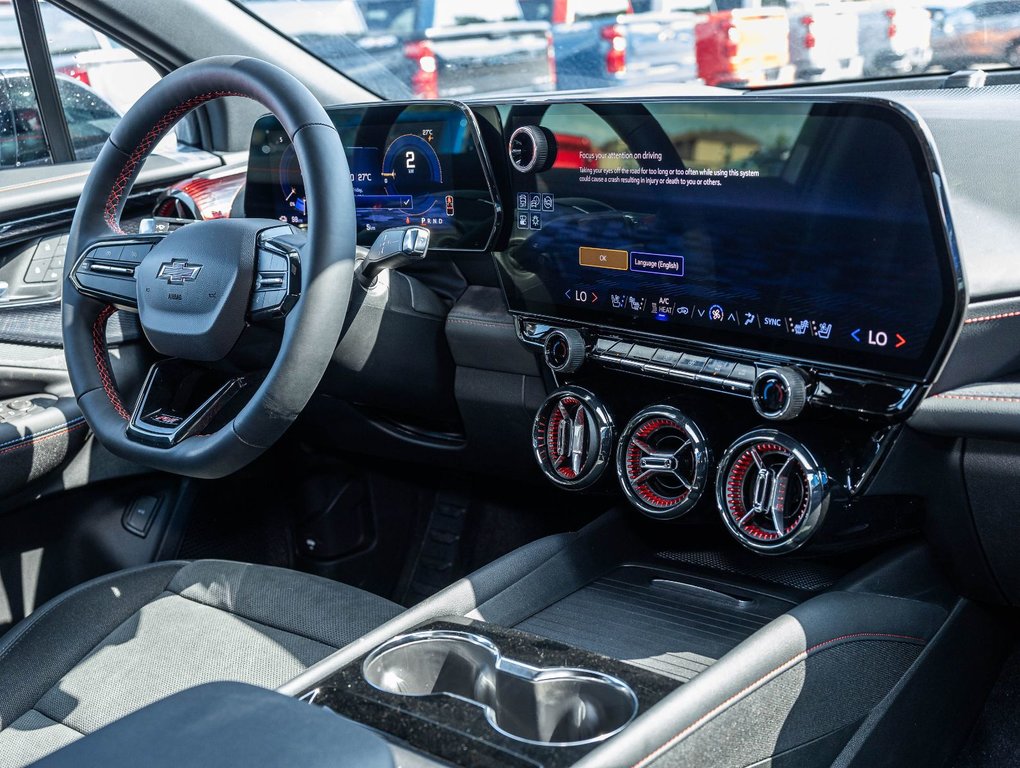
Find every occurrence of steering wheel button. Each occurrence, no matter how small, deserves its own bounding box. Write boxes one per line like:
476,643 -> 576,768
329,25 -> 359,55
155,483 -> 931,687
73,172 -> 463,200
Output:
95,245 -> 123,261
257,275 -> 286,290
258,251 -> 289,273
120,244 -> 151,263
263,289 -> 287,309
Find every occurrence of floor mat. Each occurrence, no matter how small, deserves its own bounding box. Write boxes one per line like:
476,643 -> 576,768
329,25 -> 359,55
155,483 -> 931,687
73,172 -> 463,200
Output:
954,643 -> 1020,767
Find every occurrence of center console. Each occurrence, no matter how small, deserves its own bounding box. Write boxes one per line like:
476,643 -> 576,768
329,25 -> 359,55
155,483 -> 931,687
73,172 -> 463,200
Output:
280,509 -> 969,768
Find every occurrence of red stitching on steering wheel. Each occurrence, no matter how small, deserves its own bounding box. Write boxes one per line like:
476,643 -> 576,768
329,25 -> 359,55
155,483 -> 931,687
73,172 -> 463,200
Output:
92,305 -> 131,420
103,90 -> 246,233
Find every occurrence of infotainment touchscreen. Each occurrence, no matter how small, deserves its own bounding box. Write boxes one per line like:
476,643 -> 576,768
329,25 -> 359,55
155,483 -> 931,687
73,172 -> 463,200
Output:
245,101 -> 498,251
495,100 -> 960,381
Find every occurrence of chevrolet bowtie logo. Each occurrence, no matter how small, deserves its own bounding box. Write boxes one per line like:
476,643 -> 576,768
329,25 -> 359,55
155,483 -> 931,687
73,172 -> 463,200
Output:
156,259 -> 202,285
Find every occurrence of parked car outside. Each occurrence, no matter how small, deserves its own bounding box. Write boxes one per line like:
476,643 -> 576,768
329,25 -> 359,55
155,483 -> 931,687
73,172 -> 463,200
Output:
340,0 -> 555,98
695,0 -> 797,86
932,0 -> 1020,67
523,0 -> 700,90
852,0 -> 933,74
786,0 -> 865,80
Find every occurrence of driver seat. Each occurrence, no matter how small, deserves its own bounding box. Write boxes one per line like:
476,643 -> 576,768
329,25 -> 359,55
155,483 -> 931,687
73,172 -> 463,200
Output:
0,559 -> 403,767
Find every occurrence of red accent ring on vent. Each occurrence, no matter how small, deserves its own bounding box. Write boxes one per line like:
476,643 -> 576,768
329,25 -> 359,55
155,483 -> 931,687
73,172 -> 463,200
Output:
624,416 -> 691,509
724,442 -> 810,541
545,395 -> 582,479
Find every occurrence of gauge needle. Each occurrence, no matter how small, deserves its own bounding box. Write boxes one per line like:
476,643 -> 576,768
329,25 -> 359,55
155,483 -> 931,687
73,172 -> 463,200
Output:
381,172 -> 396,179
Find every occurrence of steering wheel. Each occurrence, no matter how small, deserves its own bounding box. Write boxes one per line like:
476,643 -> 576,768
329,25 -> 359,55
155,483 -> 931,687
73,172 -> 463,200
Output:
62,56 -> 355,478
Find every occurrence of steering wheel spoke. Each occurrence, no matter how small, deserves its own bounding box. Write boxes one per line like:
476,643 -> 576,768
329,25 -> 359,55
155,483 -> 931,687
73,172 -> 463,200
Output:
126,359 -> 255,448
249,229 -> 303,322
70,235 -> 165,309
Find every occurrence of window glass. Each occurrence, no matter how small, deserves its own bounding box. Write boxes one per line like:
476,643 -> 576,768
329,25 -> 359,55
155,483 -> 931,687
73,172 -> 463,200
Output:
0,5 -> 51,168
40,1 -> 168,161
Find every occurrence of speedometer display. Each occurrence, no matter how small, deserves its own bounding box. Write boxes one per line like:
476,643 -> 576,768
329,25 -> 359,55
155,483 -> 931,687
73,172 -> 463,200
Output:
245,101 -> 498,251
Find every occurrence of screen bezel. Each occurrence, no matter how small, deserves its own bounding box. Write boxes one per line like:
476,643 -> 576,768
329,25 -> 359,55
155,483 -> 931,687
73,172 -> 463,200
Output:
493,97 -> 965,384
245,100 -> 502,253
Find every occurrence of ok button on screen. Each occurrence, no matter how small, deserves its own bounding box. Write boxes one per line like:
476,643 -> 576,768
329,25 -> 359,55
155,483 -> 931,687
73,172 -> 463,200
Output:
578,246 -> 629,271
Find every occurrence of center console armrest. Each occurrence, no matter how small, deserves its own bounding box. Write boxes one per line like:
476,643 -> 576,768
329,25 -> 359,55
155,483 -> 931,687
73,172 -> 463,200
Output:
29,682 -> 395,768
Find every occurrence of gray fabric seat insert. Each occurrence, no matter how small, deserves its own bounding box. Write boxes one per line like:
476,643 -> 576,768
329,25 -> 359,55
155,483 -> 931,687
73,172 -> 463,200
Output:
0,559 -> 403,768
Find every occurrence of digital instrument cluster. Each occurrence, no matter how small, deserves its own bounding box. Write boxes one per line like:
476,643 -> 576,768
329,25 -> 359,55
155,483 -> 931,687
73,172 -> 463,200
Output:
245,101 -> 499,251
495,99 -> 962,383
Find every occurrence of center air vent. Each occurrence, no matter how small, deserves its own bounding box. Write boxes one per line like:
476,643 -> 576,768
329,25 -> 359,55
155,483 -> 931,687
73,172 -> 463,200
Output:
616,406 -> 711,519
532,387 -> 614,490
716,430 -> 829,555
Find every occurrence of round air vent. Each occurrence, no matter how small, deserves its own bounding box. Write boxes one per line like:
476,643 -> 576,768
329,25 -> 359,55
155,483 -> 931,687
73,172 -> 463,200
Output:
508,125 -> 553,174
716,430 -> 829,555
532,387 -> 614,490
616,406 -> 711,519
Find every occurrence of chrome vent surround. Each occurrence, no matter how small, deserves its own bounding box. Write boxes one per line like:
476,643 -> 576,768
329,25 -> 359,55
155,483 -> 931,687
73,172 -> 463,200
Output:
616,406 -> 710,519
716,430 -> 829,555
532,387 -> 614,490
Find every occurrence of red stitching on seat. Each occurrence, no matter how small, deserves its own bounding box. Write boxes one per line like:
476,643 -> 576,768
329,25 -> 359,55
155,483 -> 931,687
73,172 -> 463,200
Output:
628,632 -> 925,768
92,305 -> 131,420
103,90 -> 246,233
0,421 -> 88,458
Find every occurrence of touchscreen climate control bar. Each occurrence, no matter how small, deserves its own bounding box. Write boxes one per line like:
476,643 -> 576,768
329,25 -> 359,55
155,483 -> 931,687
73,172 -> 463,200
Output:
520,320 -> 920,418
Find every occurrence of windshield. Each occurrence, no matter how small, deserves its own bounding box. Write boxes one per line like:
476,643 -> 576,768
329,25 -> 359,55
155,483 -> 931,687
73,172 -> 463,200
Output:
235,0 -> 1015,98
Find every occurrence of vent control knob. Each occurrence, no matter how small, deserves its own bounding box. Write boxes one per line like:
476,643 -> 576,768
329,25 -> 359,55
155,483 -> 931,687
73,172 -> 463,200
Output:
752,367 -> 807,421
544,329 -> 586,374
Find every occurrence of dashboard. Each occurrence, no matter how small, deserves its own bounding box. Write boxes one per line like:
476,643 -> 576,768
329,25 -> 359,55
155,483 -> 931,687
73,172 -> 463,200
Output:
244,94 -> 968,556
246,96 -> 961,388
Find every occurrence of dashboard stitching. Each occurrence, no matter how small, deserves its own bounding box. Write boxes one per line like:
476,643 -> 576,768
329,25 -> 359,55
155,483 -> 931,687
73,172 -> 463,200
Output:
933,393 -> 1020,402
0,419 -> 88,457
628,632 -> 925,768
964,310 -> 1020,324
446,317 -> 514,329
92,305 -> 131,420
104,90 -> 247,234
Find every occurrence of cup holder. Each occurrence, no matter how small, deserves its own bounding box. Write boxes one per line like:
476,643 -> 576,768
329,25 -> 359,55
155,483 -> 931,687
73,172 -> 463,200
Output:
363,630 -> 638,747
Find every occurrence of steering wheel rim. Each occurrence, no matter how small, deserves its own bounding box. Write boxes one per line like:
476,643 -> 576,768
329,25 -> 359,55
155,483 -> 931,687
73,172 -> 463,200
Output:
63,56 -> 355,478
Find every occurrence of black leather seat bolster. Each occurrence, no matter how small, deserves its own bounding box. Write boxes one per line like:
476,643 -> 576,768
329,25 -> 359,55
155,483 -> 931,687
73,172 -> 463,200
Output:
573,591 -> 948,768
